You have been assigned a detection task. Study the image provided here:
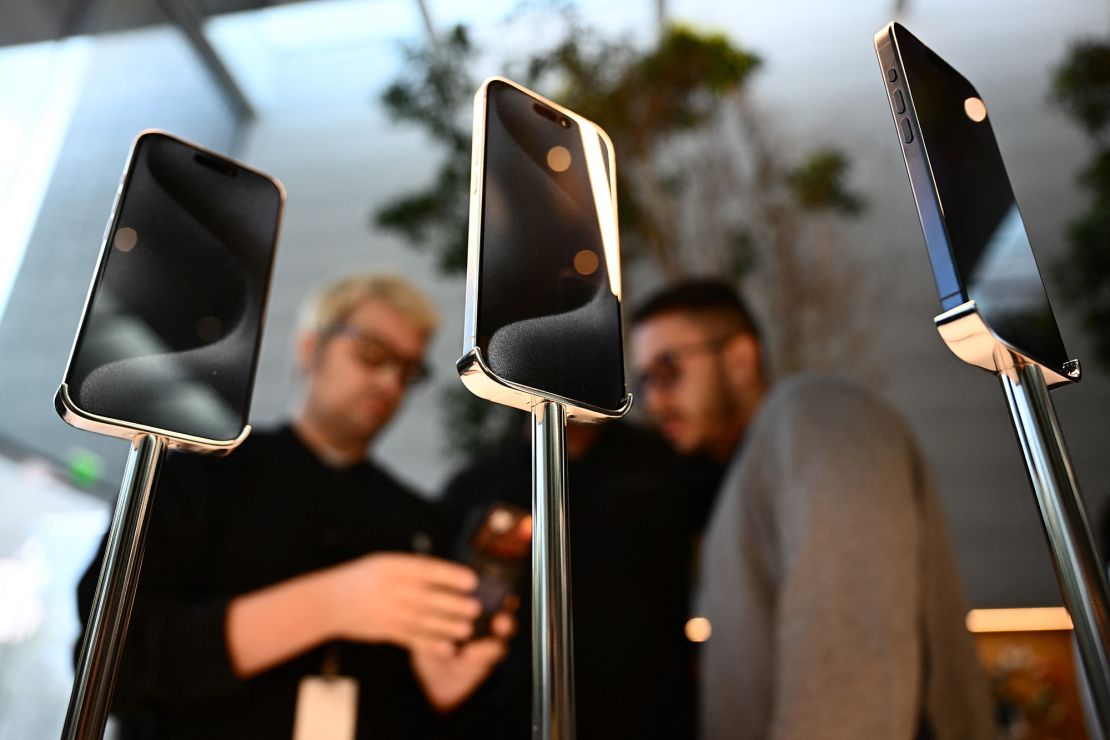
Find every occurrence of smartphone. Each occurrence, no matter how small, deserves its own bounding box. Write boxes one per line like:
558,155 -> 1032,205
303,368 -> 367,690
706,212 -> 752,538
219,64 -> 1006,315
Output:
455,502 -> 531,637
56,131 -> 285,453
875,23 -> 1078,386
458,77 -> 632,421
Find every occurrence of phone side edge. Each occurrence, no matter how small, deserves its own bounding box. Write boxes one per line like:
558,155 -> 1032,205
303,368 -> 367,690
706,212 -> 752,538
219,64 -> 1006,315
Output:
237,168 -> 285,441
876,23 -> 965,310
574,116 -> 629,401
462,80 -> 496,358
594,123 -> 629,400
873,21 -> 895,52
56,133 -> 145,412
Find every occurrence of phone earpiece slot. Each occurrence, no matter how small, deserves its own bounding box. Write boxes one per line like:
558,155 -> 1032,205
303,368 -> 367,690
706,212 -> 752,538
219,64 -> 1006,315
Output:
532,103 -> 558,122
193,153 -> 238,177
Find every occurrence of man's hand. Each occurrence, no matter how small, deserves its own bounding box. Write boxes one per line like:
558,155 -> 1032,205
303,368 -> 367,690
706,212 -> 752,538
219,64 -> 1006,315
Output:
225,552 -> 480,679
411,611 -> 516,713
323,552 -> 482,653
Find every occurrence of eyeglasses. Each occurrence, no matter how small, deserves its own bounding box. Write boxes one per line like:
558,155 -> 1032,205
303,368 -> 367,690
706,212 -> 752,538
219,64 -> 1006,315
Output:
325,324 -> 431,387
634,335 -> 736,396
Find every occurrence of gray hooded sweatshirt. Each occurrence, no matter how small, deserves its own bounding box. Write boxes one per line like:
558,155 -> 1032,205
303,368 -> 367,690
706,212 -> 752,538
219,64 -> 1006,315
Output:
699,375 -> 996,740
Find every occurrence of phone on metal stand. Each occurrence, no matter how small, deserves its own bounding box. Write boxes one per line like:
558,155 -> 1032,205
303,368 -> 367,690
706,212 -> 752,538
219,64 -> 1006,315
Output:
874,22 -> 1079,386
58,131 -> 284,740
55,130 -> 285,452
874,25 -> 1110,734
457,77 -> 633,420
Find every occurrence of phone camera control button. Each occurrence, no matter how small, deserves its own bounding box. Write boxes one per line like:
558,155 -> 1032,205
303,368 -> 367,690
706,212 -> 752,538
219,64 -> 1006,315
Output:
887,67 -> 898,82
900,117 -> 914,144
892,89 -> 906,114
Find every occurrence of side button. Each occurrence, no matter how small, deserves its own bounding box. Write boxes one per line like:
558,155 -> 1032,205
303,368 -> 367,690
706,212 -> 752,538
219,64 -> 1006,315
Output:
892,89 -> 906,114
887,67 -> 898,82
900,117 -> 913,144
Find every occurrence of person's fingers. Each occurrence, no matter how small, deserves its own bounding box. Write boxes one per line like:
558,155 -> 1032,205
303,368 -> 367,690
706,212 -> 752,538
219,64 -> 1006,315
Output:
390,588 -> 480,645
411,636 -> 456,660
367,608 -> 420,646
409,589 -> 482,620
488,611 -> 516,639
412,611 -> 475,642
370,555 -> 478,603
409,557 -> 479,591
392,554 -> 475,590
459,637 -> 507,667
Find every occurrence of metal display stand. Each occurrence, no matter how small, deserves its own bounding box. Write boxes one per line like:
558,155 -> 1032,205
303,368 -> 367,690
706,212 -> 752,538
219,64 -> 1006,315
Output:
61,434 -> 166,740
936,301 -> 1110,733
531,401 -> 575,740
999,362 -> 1110,729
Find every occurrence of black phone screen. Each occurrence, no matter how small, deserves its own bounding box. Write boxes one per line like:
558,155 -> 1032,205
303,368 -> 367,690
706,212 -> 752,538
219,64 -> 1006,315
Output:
477,80 -> 626,412
894,25 -> 1069,370
64,132 -> 282,442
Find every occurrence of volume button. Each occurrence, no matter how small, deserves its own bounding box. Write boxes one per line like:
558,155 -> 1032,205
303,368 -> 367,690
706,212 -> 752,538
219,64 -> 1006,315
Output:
900,117 -> 913,144
892,89 -> 906,114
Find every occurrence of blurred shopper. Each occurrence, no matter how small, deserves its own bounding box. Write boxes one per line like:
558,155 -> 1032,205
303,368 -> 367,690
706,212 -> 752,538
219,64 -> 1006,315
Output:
439,419 -> 722,739
630,280 -> 995,740
77,274 -> 512,739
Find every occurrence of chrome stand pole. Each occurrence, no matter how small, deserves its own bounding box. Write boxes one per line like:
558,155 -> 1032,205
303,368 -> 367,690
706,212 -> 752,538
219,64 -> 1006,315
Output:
62,433 -> 166,740
531,401 -> 575,740
1000,361 -> 1110,731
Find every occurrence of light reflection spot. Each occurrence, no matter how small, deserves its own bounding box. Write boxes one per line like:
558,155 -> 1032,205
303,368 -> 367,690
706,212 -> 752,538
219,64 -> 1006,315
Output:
964,97 -> 987,123
547,146 -> 571,173
489,509 -> 513,533
573,249 -> 599,276
114,227 -> 138,252
685,616 -> 712,643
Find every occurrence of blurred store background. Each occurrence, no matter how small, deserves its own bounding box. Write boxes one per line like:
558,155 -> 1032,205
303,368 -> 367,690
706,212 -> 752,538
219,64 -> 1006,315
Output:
2,0 -> 1109,737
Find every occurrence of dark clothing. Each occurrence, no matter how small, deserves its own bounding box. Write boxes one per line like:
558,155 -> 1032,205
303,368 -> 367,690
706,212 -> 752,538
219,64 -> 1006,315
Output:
439,421 -> 721,740
76,426 -> 460,740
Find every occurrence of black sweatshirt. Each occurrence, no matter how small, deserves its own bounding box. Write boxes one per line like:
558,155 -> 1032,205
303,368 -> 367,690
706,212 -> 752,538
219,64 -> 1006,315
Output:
439,421 -> 722,740
76,426 -> 474,740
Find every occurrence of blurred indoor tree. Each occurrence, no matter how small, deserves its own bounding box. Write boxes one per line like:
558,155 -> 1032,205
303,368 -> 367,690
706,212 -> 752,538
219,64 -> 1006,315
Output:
377,24 -> 476,274
1051,39 -> 1110,369
376,9 -> 868,457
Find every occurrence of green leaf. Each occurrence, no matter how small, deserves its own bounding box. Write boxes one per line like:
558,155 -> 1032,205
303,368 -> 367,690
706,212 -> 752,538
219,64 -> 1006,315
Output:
787,148 -> 865,214
1051,39 -> 1110,136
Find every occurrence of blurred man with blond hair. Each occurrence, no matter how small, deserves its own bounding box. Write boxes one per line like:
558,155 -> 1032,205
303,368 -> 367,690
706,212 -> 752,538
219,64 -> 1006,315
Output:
78,273 -> 511,739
